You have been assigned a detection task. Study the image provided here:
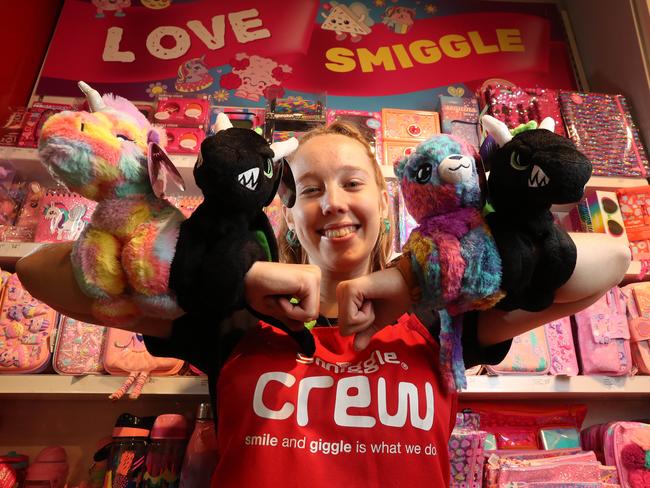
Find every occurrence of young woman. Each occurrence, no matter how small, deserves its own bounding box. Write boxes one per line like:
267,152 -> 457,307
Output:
16,122 -> 630,487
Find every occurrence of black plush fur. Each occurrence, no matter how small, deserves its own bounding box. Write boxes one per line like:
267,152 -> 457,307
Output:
169,128 -> 315,355
485,128 -> 592,311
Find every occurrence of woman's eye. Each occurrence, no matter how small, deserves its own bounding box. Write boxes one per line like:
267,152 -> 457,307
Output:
345,180 -> 363,189
263,158 -> 273,178
300,187 -> 319,195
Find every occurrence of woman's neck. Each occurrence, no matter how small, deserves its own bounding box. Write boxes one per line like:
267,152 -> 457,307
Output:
318,264 -> 371,318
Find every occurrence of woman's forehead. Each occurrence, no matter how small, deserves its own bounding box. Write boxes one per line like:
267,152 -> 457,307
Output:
292,134 -> 373,172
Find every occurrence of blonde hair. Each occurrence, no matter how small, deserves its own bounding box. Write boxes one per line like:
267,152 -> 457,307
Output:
278,121 -> 394,271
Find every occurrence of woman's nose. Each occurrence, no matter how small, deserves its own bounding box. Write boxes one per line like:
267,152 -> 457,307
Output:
321,186 -> 346,215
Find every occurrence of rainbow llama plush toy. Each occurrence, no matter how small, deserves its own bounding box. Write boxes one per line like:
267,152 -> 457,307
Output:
395,134 -> 504,390
38,82 -> 187,325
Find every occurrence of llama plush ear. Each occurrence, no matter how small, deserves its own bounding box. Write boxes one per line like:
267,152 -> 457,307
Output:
147,142 -> 185,198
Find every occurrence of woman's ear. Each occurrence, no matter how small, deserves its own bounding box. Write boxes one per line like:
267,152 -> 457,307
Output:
282,204 -> 294,229
380,188 -> 390,220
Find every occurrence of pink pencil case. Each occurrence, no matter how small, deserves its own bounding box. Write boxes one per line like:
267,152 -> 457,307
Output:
52,315 -> 107,375
485,325 -> 550,375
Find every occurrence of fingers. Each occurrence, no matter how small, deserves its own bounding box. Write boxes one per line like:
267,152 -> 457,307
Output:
353,323 -> 385,351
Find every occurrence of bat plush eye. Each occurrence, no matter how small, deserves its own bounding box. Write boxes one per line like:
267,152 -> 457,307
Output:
263,158 -> 273,178
509,151 -> 530,171
415,163 -> 432,184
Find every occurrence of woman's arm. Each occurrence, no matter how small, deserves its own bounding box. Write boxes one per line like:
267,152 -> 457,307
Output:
476,232 -> 631,346
15,243 -> 173,338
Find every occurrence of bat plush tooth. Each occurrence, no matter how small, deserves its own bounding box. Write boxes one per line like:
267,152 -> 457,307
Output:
528,165 -> 549,187
238,168 -> 260,190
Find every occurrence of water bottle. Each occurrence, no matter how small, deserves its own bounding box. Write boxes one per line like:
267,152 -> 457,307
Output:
142,414 -> 188,488
104,413 -> 155,488
179,403 -> 217,488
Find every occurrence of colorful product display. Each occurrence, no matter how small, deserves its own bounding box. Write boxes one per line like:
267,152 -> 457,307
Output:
439,95 -> 481,148
153,95 -> 210,126
559,91 -> 650,177
481,84 -> 566,137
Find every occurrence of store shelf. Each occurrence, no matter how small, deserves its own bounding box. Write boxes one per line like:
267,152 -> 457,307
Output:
0,374 -> 209,397
0,147 -> 201,195
462,375 -> 650,399
1,374 -> 649,398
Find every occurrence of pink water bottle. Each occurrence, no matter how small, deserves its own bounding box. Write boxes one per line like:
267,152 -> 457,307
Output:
143,414 -> 188,488
179,403 -> 217,488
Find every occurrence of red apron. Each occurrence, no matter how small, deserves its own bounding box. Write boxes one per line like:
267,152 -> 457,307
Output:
213,313 -> 457,487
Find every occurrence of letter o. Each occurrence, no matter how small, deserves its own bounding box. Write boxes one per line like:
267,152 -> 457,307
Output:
147,26 -> 191,60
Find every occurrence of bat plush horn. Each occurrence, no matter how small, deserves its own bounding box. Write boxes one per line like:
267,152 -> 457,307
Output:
270,138 -> 299,162
481,114 -> 513,147
78,81 -> 107,112
214,112 -> 234,132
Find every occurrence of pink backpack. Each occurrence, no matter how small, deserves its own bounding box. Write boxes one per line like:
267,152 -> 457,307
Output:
485,325 -> 550,375
573,287 -> 633,376
544,317 -> 579,376
622,282 -> 650,374
0,273 -> 59,374
102,328 -> 183,400
52,315 -> 107,375
603,421 -> 650,488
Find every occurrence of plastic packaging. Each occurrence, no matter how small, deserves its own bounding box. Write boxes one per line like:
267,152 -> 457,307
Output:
143,414 -> 188,488
179,403 -> 218,488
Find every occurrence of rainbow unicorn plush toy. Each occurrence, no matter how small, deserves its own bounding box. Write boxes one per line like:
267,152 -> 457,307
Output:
38,81 -> 187,325
395,134 -> 504,390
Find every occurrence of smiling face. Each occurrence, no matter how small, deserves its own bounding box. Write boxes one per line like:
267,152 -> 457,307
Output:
284,134 -> 388,277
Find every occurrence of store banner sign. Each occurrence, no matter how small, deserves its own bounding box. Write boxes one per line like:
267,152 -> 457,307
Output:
37,0 -> 552,102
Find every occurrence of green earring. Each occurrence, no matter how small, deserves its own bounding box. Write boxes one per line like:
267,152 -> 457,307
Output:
285,228 -> 299,247
383,218 -> 391,233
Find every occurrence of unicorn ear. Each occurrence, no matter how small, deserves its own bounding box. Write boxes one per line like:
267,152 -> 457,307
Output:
539,117 -> 556,132
78,81 -> 106,112
214,113 -> 233,132
481,115 -> 512,147
270,137 -> 299,162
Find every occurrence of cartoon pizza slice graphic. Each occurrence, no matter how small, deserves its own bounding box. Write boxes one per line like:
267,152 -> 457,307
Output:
321,3 -> 372,42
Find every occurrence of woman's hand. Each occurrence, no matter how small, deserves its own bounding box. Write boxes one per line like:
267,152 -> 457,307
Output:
337,268 -> 412,350
244,261 -> 321,331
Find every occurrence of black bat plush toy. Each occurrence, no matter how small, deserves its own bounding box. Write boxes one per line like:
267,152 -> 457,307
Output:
480,115 -> 593,312
169,113 -> 315,356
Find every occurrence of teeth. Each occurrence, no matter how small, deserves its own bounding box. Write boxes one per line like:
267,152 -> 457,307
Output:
528,165 -> 549,188
238,168 -> 259,191
323,226 -> 356,238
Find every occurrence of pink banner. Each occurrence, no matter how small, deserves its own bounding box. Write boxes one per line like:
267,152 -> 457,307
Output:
41,0 -> 319,83
288,12 -> 549,96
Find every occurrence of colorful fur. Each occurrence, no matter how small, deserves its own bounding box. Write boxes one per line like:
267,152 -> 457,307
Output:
395,134 -> 504,390
38,82 -> 185,325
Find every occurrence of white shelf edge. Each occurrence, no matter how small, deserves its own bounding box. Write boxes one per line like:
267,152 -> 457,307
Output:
0,147 -> 201,196
0,374 -> 648,397
462,375 -> 650,398
0,374 -> 208,396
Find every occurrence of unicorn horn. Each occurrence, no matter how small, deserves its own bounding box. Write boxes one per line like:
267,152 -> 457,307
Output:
214,112 -> 233,132
78,81 -> 106,112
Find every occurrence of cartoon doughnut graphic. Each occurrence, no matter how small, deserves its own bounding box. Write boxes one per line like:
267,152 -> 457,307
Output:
140,0 -> 172,9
